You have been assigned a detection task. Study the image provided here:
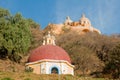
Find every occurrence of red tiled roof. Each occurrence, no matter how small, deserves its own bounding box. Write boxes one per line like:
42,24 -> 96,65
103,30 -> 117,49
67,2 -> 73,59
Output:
28,45 -> 71,63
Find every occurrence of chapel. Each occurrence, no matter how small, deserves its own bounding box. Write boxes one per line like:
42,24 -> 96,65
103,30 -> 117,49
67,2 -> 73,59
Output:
26,32 -> 74,75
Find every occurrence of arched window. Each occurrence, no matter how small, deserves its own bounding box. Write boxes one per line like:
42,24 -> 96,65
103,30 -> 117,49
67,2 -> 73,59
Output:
83,29 -> 90,32
51,67 -> 59,74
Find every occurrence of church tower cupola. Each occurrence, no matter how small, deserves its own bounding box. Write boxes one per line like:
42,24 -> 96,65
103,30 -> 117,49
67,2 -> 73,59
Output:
79,14 -> 91,27
64,16 -> 73,25
43,31 -> 56,45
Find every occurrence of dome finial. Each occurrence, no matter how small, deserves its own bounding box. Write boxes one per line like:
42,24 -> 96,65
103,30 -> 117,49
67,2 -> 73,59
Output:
43,31 -> 56,45
82,13 -> 85,18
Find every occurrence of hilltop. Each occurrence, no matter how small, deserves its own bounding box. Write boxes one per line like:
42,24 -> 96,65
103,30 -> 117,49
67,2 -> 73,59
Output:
44,14 -> 101,35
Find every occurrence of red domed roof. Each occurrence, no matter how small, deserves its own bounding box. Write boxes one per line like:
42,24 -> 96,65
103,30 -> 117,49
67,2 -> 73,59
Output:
28,45 -> 71,63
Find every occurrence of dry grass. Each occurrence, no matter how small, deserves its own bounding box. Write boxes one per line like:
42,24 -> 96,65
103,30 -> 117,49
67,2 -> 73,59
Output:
0,59 -> 25,73
0,71 -> 106,80
0,71 -> 75,80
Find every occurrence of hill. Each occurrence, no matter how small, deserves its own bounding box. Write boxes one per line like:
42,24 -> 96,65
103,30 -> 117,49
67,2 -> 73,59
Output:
0,8 -> 120,79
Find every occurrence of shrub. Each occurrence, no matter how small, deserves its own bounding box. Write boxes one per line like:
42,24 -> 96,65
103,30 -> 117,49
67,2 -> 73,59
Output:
1,77 -> 14,80
25,67 -> 33,72
24,78 -> 32,80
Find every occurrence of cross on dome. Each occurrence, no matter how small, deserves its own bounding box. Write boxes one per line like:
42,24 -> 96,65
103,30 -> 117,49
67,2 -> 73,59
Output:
81,13 -> 86,18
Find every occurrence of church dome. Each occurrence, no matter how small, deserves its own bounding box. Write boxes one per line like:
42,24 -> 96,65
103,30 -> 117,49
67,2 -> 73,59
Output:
28,45 -> 71,63
79,14 -> 91,27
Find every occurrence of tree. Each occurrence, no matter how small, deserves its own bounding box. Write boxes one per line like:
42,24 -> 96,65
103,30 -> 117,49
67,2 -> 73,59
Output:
27,19 -> 43,49
0,8 -> 10,18
72,47 -> 103,76
103,44 -> 120,78
0,8 -> 32,62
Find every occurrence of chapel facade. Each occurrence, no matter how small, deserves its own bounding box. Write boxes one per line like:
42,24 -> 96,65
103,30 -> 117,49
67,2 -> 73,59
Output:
26,32 -> 74,75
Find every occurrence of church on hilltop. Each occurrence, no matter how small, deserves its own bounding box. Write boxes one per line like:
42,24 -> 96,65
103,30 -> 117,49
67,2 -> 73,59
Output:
44,14 -> 101,35
26,32 -> 74,75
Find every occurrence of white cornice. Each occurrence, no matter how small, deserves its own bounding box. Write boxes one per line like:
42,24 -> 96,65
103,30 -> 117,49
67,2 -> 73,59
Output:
26,59 -> 74,68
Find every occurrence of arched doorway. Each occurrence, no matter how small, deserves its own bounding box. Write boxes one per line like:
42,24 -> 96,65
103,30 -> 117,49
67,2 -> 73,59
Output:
51,67 -> 59,74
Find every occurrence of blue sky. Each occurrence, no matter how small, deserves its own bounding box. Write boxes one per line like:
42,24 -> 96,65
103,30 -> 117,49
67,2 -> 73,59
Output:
0,0 -> 120,34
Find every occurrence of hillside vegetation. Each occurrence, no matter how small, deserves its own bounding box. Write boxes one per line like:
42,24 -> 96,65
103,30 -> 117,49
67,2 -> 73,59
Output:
0,8 -> 120,79
56,31 -> 120,78
0,71 -> 107,80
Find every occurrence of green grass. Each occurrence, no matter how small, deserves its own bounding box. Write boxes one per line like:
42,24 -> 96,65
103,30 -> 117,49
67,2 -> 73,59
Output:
1,77 -> 14,80
0,71 -> 106,80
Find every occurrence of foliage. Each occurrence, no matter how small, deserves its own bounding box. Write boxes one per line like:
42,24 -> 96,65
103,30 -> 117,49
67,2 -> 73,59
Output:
103,44 -> 120,78
57,31 -> 120,78
0,8 -> 32,62
1,77 -> 14,80
25,67 -> 33,73
27,19 -> 43,49
0,8 -> 10,18
57,32 -> 103,75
